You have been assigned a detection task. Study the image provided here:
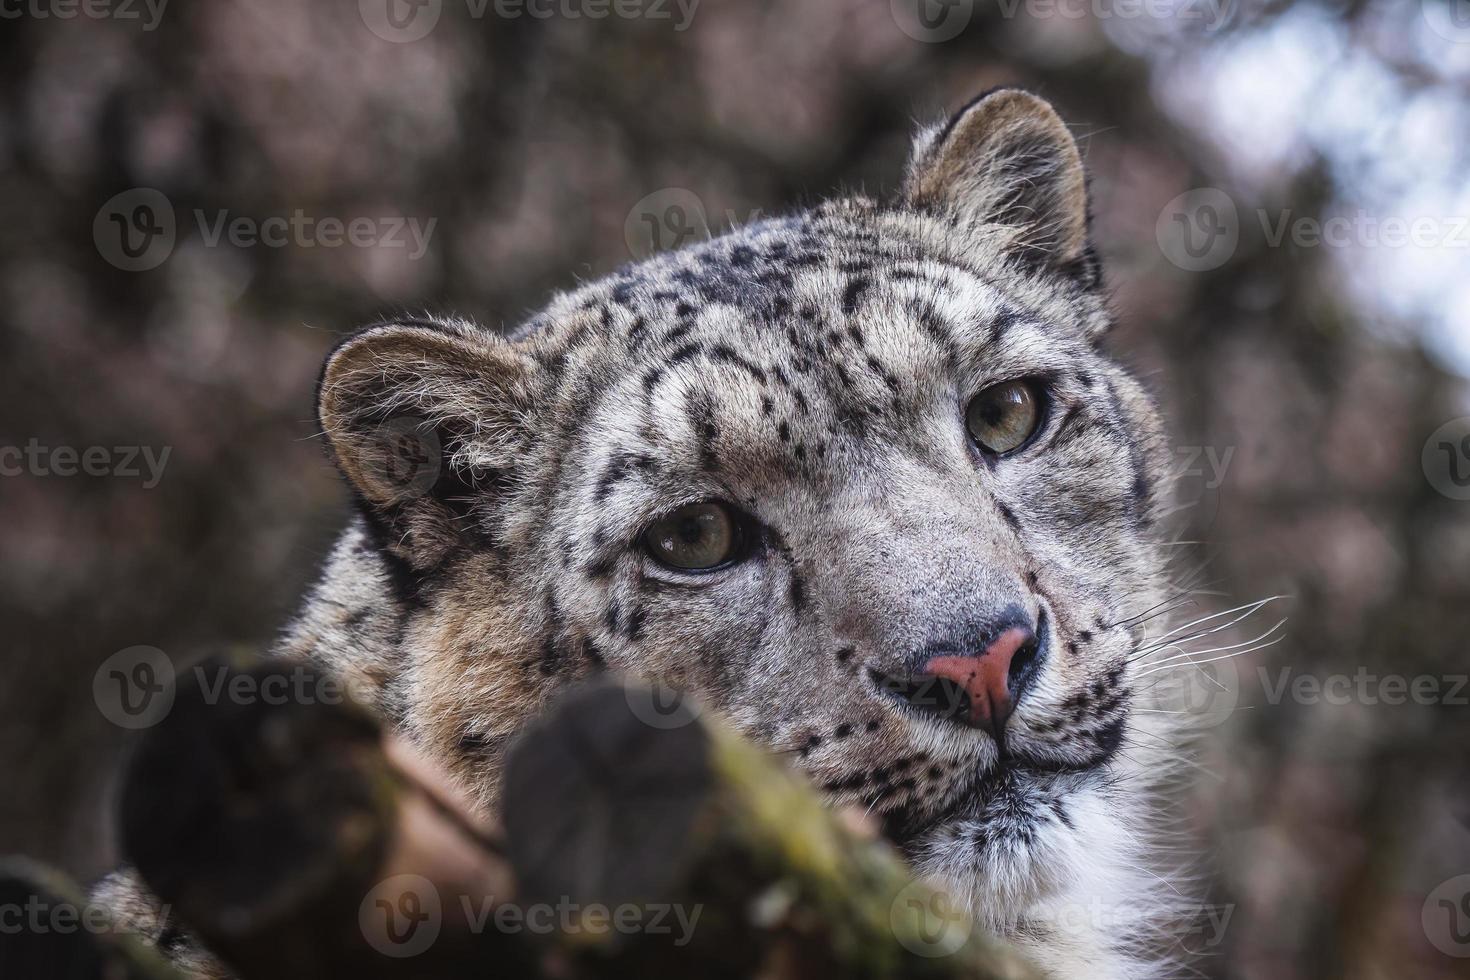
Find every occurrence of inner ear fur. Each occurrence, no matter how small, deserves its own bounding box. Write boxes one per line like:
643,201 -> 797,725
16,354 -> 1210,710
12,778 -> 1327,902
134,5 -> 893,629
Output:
318,320 -> 532,568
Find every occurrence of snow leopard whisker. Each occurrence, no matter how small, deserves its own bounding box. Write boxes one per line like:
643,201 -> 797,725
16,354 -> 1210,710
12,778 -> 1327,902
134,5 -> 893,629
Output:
1136,631 -> 1287,679
1136,618 -> 1287,672
1130,596 -> 1286,661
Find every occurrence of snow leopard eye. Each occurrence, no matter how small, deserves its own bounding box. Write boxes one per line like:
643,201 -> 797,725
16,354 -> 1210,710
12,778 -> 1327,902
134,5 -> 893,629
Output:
643,502 -> 741,572
965,380 -> 1045,456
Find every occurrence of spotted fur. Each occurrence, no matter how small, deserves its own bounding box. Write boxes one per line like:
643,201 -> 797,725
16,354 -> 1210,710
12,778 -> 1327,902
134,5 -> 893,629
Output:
106,90 -> 1200,979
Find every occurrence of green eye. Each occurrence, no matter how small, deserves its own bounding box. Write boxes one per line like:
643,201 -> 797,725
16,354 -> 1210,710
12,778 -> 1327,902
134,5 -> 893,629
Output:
643,502 -> 741,572
965,380 -> 1045,456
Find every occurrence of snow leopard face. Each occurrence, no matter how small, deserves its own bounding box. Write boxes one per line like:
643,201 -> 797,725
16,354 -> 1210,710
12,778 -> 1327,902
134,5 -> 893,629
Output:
311,89 -> 1175,965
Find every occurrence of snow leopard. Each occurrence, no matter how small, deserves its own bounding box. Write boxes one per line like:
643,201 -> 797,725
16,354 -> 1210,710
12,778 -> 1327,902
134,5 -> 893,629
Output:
102,88 -> 1202,979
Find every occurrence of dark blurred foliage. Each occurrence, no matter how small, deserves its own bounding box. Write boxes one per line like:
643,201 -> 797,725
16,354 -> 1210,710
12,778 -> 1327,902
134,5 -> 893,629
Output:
2,1 -> 1468,977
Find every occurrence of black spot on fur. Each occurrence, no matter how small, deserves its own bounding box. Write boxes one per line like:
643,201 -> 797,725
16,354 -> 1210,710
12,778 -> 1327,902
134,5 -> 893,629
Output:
626,606 -> 647,641
668,342 -> 701,366
538,635 -> 562,676
459,731 -> 493,752
594,454 -> 632,502
788,573 -> 806,612
990,305 -> 1025,343
996,502 -> 1022,530
709,344 -> 767,384
663,322 -> 696,346
1093,716 -> 1127,762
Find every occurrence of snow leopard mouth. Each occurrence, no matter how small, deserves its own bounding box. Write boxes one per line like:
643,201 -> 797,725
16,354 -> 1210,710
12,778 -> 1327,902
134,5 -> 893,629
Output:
877,739 -> 1121,853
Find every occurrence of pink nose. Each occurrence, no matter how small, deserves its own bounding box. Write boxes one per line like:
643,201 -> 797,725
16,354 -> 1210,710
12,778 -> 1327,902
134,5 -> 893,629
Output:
921,626 -> 1035,738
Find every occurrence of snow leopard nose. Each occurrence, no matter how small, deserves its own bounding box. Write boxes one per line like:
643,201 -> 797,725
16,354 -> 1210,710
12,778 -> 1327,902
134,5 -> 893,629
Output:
874,615 -> 1043,742
919,626 -> 1039,739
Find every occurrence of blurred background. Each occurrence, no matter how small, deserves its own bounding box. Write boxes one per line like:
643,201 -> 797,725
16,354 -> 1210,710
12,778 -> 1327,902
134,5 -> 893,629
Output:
2,0 -> 1469,977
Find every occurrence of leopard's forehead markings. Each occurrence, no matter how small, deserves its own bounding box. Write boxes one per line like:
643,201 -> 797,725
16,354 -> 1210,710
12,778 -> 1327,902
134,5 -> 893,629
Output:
515,204 -> 1105,517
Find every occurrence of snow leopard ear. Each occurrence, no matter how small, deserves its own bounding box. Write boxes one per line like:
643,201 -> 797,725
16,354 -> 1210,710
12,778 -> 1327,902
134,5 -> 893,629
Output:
903,88 -> 1096,285
318,319 -> 534,570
